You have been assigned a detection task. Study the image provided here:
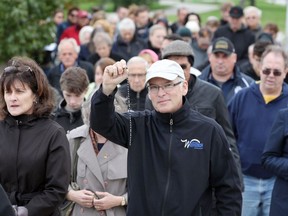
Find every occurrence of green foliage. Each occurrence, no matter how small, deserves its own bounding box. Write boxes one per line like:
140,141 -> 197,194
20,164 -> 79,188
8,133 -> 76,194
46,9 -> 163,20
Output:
113,0 -> 155,10
0,0 -> 73,63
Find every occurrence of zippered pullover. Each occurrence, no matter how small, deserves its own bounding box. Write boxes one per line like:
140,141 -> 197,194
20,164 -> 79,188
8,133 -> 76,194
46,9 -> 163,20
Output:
91,87 -> 242,216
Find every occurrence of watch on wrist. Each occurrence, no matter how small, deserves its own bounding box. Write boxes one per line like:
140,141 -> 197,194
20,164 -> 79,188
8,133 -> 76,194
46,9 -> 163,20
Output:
121,196 -> 126,206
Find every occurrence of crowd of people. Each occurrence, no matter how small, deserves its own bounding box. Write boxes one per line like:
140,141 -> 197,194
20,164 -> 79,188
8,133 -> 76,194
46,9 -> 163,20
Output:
0,1 -> 288,216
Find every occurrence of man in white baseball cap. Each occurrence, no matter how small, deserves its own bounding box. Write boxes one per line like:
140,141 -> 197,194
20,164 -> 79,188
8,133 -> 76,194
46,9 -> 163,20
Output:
90,59 -> 242,216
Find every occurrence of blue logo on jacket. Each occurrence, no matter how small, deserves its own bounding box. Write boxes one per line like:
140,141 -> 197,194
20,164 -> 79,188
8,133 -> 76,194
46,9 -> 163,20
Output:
182,139 -> 204,150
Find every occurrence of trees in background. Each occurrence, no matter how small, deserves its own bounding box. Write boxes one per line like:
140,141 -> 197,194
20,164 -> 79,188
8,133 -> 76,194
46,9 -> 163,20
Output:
0,0 -> 73,63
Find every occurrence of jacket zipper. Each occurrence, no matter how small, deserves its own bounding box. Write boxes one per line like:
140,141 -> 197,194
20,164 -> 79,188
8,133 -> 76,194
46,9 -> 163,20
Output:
137,92 -> 140,110
161,117 -> 173,216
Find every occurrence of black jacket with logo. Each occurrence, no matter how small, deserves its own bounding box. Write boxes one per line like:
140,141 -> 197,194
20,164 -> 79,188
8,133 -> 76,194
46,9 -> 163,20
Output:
91,88 -> 242,216
146,75 -> 243,189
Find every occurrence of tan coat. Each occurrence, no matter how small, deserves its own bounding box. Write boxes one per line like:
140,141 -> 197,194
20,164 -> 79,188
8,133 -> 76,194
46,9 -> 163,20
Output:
67,125 -> 128,216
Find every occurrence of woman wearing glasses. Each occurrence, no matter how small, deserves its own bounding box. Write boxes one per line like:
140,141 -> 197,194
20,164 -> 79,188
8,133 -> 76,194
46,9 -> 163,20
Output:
0,56 -> 70,216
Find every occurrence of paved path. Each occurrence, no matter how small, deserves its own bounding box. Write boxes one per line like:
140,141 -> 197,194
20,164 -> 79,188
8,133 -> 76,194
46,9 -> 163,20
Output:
158,0 -> 219,15
157,0 -> 287,17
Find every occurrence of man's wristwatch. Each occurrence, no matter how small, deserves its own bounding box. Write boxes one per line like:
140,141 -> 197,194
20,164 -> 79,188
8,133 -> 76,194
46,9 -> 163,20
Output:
120,196 -> 126,206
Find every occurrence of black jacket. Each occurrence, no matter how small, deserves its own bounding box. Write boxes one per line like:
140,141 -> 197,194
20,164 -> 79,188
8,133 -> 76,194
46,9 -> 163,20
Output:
91,88 -> 242,216
118,85 -> 148,111
111,35 -> 147,61
0,115 -> 70,216
213,24 -> 255,65
87,52 -> 124,66
0,184 -> 15,216
52,99 -> 84,133
48,61 -> 94,95
146,75 -> 242,189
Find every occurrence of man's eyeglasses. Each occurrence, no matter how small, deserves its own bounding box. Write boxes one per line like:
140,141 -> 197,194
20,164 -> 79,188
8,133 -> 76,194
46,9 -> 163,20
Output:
148,81 -> 182,94
262,68 -> 282,77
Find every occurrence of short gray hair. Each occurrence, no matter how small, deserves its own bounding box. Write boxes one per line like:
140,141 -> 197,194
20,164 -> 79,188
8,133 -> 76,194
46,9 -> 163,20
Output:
149,24 -> 167,36
127,56 -> 149,70
261,45 -> 288,69
58,38 -> 80,54
244,6 -> 262,17
92,32 -> 113,48
118,17 -> 136,32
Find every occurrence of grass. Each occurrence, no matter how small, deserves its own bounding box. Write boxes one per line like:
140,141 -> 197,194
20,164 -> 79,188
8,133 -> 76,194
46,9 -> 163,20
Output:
204,1 -> 286,31
77,0 -> 286,32
169,0 -> 287,32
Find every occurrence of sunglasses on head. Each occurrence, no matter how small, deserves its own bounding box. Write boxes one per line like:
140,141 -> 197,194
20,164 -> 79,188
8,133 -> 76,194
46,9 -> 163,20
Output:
262,68 -> 282,77
4,65 -> 32,74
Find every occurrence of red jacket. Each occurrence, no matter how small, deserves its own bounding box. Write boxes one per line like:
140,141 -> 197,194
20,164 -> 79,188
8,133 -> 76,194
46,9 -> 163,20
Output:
60,25 -> 81,45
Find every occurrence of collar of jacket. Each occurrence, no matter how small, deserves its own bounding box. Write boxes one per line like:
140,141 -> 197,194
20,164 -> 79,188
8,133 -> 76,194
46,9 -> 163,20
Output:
229,23 -> 247,32
154,97 -> 191,124
187,74 -> 197,93
252,82 -> 288,100
55,99 -> 82,118
5,114 -> 38,127
201,65 -> 244,81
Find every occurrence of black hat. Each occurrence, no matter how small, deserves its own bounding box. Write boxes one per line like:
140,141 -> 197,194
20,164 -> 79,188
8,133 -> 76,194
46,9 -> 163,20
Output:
212,37 -> 235,55
229,6 -> 244,18
257,32 -> 274,44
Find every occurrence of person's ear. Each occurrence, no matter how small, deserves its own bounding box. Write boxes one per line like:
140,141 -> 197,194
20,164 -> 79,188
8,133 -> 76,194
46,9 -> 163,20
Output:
182,81 -> 188,96
148,93 -> 151,100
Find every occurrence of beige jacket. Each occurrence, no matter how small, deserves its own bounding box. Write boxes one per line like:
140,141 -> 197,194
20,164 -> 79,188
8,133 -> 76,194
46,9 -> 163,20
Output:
67,124 -> 128,216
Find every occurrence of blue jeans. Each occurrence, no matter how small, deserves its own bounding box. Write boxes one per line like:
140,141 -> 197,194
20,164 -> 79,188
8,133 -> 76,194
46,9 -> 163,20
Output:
242,175 -> 275,216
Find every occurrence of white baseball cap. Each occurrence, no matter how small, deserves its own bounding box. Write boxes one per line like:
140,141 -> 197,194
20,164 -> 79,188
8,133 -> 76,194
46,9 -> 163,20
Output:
145,59 -> 185,84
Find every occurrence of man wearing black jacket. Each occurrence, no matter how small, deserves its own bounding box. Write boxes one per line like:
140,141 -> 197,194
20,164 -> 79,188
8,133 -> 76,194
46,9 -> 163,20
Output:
147,40 -> 243,190
90,59 -> 242,215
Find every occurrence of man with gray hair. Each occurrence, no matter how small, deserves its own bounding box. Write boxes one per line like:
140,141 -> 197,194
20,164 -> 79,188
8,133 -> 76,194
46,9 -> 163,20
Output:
90,59 -> 242,215
118,56 -> 148,111
48,38 -> 94,94
112,18 -> 147,61
244,6 -> 263,39
146,40 -> 243,190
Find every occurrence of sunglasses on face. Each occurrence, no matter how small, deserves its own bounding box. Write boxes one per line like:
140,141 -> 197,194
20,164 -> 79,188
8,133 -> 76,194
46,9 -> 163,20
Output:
262,68 -> 282,77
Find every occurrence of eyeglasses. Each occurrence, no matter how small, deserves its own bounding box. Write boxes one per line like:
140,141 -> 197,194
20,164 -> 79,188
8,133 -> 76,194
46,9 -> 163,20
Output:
148,81 -> 182,94
262,68 -> 282,77
128,73 -> 146,78
4,65 -> 33,75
